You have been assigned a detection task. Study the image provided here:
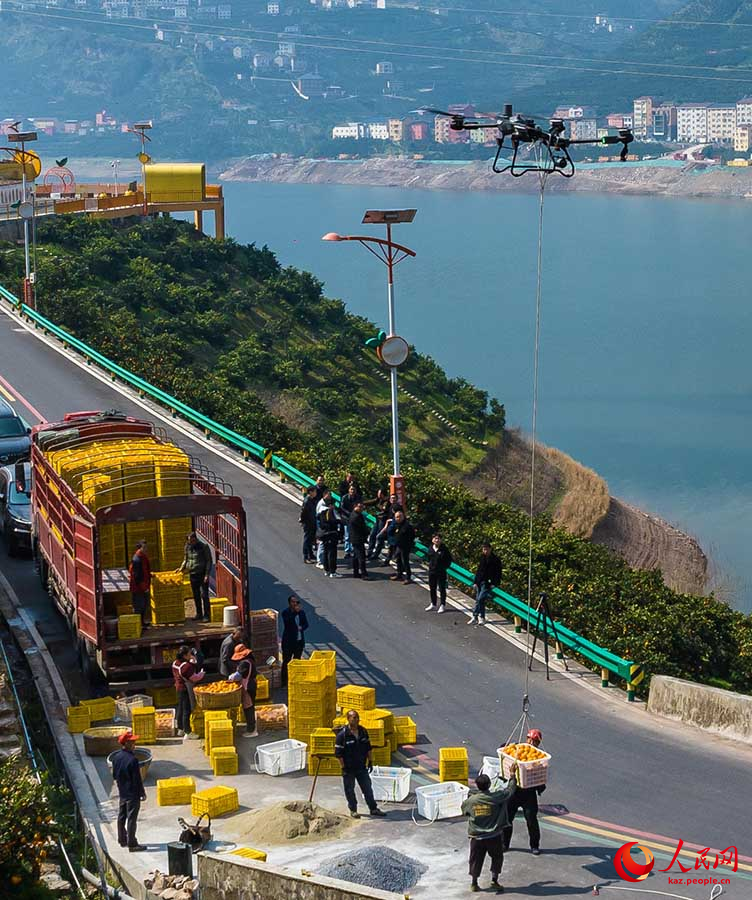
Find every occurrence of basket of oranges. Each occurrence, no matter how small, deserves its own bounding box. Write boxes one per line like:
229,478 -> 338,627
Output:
498,742 -> 551,788
193,681 -> 242,710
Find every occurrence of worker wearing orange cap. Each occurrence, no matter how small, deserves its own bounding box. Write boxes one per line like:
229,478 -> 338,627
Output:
502,728 -> 544,855
112,731 -> 147,852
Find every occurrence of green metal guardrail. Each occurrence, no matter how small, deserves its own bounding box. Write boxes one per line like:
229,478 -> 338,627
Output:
0,283 -> 639,697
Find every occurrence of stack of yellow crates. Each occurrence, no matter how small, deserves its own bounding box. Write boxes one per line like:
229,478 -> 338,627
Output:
206,719 -> 234,757
46,436 -> 194,573
150,571 -> 186,625
211,746 -> 239,776
287,654 -> 336,745
439,747 -> 469,784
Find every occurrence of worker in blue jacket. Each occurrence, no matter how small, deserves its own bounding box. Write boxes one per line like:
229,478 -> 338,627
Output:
111,731 -> 147,852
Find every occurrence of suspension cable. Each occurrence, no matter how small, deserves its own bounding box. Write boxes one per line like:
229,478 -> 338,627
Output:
523,144 -> 549,703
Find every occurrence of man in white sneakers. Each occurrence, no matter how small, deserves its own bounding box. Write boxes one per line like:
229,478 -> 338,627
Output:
426,533 -> 453,613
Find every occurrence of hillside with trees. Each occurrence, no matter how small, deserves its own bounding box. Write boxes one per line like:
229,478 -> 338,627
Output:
0,216 -> 750,696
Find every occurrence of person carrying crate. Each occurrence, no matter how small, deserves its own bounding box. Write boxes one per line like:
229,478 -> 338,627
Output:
502,728 -> 544,855
461,767 -> 518,893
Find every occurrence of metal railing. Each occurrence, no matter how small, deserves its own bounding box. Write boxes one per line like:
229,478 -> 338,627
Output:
0,281 -> 639,695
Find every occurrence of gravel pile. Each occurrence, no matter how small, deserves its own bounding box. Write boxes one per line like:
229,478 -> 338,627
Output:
318,844 -> 427,893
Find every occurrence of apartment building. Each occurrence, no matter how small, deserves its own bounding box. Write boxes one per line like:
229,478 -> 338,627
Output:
677,103 -> 709,142
707,104 -> 736,142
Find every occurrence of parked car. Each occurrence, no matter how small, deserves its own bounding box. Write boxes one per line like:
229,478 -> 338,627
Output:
0,397 -> 31,465
0,462 -> 32,556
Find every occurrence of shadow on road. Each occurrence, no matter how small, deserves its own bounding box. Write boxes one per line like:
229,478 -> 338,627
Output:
251,565 -> 414,710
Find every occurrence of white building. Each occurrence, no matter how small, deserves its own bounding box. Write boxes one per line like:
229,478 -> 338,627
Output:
332,122 -> 366,139
677,103 -> 709,142
707,104 -> 736,143
366,121 -> 390,140
736,97 -> 752,126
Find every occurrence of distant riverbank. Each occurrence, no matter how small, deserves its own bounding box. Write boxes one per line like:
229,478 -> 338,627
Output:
221,156 -> 752,200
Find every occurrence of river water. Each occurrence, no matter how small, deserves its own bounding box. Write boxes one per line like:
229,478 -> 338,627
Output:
215,182 -> 751,613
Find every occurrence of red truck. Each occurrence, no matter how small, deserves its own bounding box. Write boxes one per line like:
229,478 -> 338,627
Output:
31,411 -> 249,689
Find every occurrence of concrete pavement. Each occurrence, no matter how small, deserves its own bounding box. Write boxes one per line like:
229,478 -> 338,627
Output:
0,299 -> 750,877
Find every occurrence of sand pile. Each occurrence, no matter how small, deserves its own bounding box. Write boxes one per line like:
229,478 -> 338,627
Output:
318,845 -> 427,893
238,801 -> 350,844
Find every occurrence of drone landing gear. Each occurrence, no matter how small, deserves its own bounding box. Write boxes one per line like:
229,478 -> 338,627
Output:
492,137 -> 575,178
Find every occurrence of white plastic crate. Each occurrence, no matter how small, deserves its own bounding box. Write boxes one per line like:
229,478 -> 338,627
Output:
479,756 -> 501,780
254,739 -> 307,776
414,781 -> 469,821
370,766 -> 411,802
115,694 -> 152,723
498,743 -> 551,788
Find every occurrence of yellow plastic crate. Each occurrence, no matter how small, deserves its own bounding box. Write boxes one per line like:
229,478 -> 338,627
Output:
211,747 -> 239,776
359,718 -> 385,748
117,615 -> 142,641
67,706 -> 91,733
309,728 -> 337,756
255,674 -> 269,702
440,767 -> 469,785
204,710 -> 231,723
157,776 -> 196,806
81,696 -> 116,722
190,709 -> 205,737
394,716 -> 417,745
360,709 -> 393,736
337,685 -> 376,712
231,848 -> 267,862
289,724 -> 315,744
288,680 -> 333,701
148,685 -> 177,707
331,715 -> 348,729
308,650 -> 336,677
131,706 -> 157,744
371,745 -> 392,766
287,658 -> 330,683
288,697 -> 335,719
210,597 -> 230,624
191,786 -> 239,818
439,747 -> 469,763
307,755 -> 343,776
206,720 -> 234,757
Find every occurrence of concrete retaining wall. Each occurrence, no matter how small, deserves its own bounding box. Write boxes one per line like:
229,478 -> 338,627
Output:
198,852 -> 400,900
648,675 -> 752,742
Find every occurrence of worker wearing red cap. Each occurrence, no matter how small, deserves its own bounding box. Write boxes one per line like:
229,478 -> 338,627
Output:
502,728 -> 544,855
112,731 -> 147,852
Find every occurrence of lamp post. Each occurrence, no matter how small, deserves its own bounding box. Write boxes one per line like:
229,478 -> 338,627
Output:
322,208 -> 417,508
7,129 -> 38,309
126,121 -> 153,214
111,158 -> 121,195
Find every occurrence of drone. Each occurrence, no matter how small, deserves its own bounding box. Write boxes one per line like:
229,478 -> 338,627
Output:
419,104 -> 634,177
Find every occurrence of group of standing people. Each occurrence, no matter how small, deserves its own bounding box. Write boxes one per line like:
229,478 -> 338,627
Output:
298,471 -> 505,626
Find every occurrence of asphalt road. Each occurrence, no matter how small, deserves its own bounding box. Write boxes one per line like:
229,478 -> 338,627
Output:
0,305 -> 748,857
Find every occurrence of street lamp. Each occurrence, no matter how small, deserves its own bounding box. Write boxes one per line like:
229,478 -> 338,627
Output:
126,121 -> 153,214
111,159 -> 121,195
7,129 -> 38,309
322,208 -> 417,508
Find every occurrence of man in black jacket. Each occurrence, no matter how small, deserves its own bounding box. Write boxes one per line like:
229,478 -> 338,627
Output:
470,541 -> 502,626
335,710 -> 386,819
299,486 -> 318,563
426,533 -> 453,613
281,595 -> 309,686
348,501 -> 370,579
387,510 -> 415,585
112,731 -> 147,852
